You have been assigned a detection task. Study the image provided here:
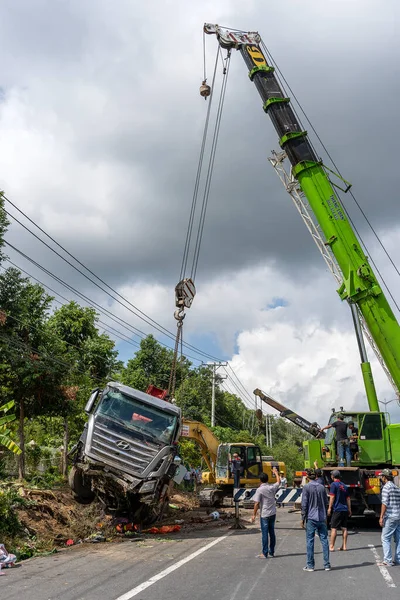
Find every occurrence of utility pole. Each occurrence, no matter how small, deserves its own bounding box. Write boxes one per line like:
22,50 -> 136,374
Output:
379,398 -> 396,411
269,414 -> 273,447
266,414 -> 269,446
209,361 -> 227,427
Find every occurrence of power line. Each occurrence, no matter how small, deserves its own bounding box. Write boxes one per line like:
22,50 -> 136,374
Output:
3,243 -> 209,364
2,257 -> 254,397
3,197 -> 223,362
0,332 -> 105,383
225,364 -> 256,409
2,259 -> 142,351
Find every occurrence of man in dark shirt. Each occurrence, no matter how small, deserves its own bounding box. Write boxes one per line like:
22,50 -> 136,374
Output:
313,461 -> 325,486
230,453 -> 242,490
328,470 -> 351,551
301,469 -> 330,571
321,414 -> 351,467
348,421 -> 359,460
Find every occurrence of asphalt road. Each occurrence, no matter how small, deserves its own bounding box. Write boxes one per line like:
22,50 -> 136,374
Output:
2,510 -> 400,599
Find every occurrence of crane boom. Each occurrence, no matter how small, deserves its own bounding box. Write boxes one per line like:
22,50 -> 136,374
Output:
254,388 -> 324,439
205,24 -> 400,408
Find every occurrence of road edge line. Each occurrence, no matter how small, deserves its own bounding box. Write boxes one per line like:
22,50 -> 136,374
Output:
368,544 -> 396,588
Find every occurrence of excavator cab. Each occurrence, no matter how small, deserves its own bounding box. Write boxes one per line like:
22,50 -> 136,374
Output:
215,443 -> 262,483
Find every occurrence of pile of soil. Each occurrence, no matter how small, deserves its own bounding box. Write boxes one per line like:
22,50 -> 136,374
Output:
7,486 -> 238,554
16,486 -> 110,546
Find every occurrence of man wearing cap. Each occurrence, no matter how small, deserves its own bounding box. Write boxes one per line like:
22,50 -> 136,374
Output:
328,470 -> 351,551
301,469 -> 331,572
378,468 -> 400,566
321,415 -> 351,467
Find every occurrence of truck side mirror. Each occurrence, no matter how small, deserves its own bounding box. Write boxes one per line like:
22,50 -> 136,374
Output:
85,389 -> 100,414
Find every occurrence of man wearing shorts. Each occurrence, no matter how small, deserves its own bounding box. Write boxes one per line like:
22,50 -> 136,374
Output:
328,470 -> 351,551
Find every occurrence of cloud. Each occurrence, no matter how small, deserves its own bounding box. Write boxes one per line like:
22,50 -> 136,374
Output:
1,0 -> 400,290
0,0 -> 399,425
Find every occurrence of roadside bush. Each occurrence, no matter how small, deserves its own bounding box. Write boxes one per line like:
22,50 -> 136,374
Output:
0,488 -> 26,537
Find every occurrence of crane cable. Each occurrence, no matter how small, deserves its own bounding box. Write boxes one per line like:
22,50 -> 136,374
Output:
169,45 -> 231,396
191,49 -> 231,281
260,40 -> 400,315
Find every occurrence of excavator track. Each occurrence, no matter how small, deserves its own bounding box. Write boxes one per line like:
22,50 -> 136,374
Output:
199,488 -> 223,507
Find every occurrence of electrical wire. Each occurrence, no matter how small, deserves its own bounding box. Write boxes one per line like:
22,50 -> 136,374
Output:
3,198 -> 222,362
3,241 -> 224,364
2,259 -> 143,350
0,332 -> 105,383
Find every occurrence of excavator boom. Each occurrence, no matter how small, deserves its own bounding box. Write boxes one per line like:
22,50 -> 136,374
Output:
254,388 -> 324,439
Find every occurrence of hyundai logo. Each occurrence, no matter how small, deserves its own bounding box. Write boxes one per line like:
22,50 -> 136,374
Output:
116,440 -> 130,451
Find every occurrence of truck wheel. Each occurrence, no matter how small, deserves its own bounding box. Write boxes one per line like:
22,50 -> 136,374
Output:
69,466 -> 95,502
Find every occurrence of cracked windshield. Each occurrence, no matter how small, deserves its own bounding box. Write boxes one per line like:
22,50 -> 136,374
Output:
97,390 -> 177,444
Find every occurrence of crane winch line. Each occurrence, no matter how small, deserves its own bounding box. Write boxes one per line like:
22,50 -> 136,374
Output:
169,42 -> 231,395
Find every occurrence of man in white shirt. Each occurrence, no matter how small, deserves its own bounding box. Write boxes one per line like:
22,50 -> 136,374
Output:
251,467 -> 281,558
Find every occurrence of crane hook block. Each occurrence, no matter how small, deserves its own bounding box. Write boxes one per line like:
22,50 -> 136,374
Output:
200,80 -> 211,99
175,278 -> 196,309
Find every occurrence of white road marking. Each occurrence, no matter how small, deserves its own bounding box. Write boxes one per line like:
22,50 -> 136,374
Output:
229,581 -> 243,600
114,532 -> 232,600
368,544 -> 396,588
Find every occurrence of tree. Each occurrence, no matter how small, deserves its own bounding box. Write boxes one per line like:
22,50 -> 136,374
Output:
121,335 -> 191,393
0,268 -> 68,478
47,301 -> 119,475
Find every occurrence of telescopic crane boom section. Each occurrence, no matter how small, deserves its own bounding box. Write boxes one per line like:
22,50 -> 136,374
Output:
254,388 -> 324,439
205,24 -> 400,408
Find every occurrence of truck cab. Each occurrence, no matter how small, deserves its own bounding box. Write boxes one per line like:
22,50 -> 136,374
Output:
69,382 -> 182,522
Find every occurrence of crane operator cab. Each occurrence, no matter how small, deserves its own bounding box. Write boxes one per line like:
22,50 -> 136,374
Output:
322,411 -> 390,468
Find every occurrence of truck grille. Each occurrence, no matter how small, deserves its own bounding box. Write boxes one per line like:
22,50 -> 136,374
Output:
88,419 -> 160,475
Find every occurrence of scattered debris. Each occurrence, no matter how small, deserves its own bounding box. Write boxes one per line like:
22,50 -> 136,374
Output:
0,543 -> 17,574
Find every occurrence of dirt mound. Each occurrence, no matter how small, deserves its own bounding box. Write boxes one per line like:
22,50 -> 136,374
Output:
16,486 -> 110,546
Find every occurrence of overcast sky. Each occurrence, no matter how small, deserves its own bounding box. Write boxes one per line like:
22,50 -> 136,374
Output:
1,0 -> 399,424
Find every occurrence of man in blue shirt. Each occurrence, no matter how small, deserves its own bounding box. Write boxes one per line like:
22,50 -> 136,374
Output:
301,469 -> 331,572
328,470 -> 351,551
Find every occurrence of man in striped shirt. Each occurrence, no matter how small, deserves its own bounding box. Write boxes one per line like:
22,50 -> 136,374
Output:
379,469 -> 400,567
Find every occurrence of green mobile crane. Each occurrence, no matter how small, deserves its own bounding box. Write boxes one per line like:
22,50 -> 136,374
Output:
205,24 -> 400,515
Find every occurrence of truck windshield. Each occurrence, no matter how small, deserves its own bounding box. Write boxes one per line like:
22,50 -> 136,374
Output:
96,390 -> 177,444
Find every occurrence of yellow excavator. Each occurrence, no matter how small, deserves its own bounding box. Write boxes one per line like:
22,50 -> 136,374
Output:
145,386 -> 286,506
181,419 -> 286,506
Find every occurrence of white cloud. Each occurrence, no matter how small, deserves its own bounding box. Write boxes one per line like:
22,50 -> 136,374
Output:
0,0 -> 399,428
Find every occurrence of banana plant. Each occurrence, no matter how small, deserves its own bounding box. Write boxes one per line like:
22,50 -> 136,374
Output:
0,400 -> 21,455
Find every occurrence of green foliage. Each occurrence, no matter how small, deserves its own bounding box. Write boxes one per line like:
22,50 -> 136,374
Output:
0,488 -> 26,537
120,335 -> 191,392
178,439 -> 201,467
0,400 -> 21,455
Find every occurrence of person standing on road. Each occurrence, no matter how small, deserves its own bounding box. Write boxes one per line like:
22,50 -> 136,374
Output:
328,470 -> 351,551
251,467 -> 281,558
301,469 -> 331,572
230,453 -> 242,490
277,470 -> 287,507
378,468 -> 400,567
321,415 -> 351,467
